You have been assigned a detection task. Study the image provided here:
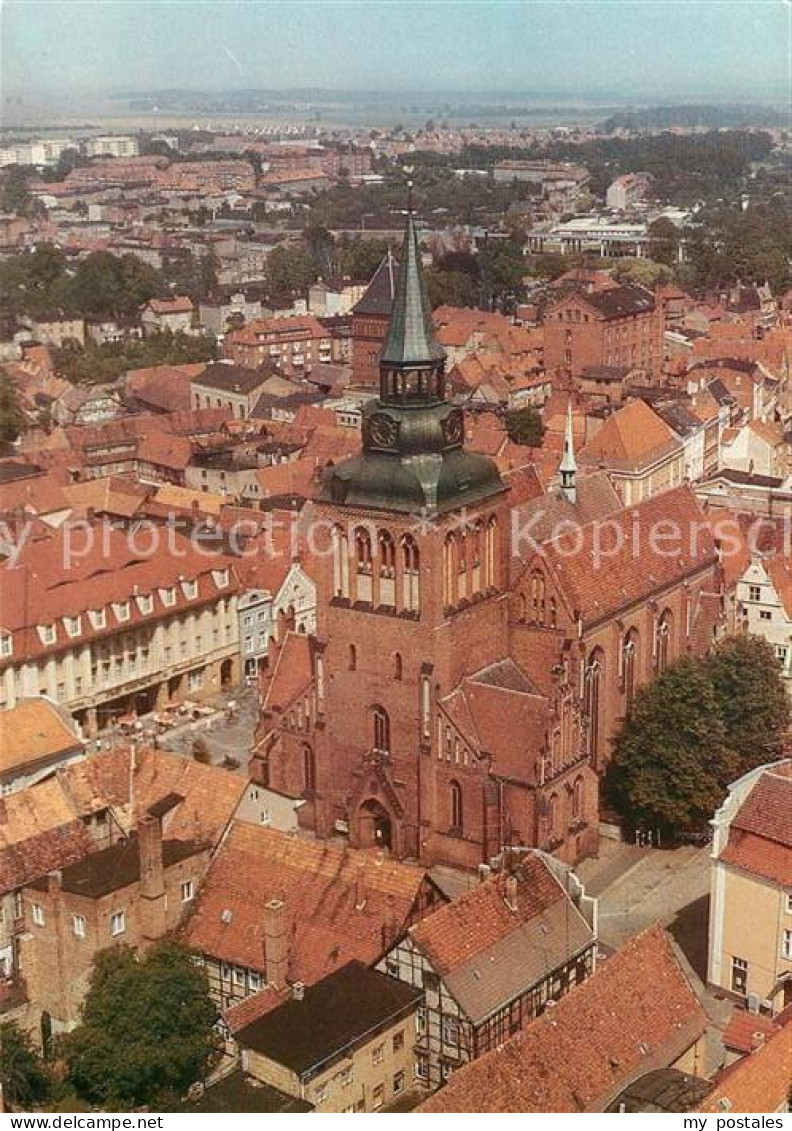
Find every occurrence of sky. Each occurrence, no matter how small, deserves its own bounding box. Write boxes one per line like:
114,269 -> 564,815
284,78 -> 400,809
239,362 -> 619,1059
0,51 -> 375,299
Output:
1,0 -> 790,102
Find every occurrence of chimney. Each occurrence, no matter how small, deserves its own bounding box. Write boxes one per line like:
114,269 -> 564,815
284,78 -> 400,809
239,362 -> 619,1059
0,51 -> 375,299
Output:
138,814 -> 166,945
264,897 -> 288,989
46,870 -> 62,894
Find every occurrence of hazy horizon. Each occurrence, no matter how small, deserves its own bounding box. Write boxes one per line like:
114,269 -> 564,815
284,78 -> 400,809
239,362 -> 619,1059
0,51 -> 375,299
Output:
2,0 -> 790,105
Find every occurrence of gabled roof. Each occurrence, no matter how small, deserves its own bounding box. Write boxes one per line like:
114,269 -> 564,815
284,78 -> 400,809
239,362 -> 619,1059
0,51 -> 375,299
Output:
0,699 -> 83,777
719,762 -> 792,887
263,631 -> 312,712
580,398 -> 681,470
419,925 -> 707,1113
182,822 -> 438,979
699,1011 -> 792,1114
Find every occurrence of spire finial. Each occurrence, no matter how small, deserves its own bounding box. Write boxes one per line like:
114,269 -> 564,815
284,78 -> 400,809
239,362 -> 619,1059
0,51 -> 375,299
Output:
559,397 -> 577,504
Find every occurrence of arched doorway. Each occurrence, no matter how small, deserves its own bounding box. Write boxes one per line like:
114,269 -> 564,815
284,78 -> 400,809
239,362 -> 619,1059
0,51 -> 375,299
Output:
220,659 -> 234,689
356,798 -> 393,851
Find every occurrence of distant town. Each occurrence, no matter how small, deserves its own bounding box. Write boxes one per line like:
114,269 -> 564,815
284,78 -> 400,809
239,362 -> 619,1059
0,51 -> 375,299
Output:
0,93 -> 789,1115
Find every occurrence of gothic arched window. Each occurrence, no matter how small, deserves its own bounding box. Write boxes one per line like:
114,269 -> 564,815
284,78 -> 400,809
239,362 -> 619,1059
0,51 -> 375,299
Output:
348,643 -> 357,671
443,533 -> 456,607
572,775 -> 584,821
531,571 -> 546,624
449,780 -> 463,832
622,628 -> 639,707
372,705 -> 390,754
331,525 -> 349,599
584,648 -> 604,762
354,526 -> 373,603
378,529 -> 396,606
303,744 -> 316,793
655,609 -> 673,672
394,653 -> 403,681
402,535 -> 420,613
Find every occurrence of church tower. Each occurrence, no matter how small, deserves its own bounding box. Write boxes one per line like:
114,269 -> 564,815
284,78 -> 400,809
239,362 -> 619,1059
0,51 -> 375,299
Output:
292,204 -> 511,860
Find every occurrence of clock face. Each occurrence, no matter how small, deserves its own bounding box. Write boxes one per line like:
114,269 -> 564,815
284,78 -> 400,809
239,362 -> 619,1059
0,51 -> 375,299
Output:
442,408 -> 464,447
366,412 -> 398,449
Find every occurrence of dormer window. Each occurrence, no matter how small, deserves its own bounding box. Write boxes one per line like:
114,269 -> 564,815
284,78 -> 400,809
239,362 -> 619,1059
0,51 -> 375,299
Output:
63,615 -> 82,638
88,608 -> 106,630
212,568 -> 229,589
113,601 -> 130,623
136,594 -> 153,615
0,632 -> 12,659
161,586 -> 176,607
182,579 -> 198,600
38,624 -> 57,646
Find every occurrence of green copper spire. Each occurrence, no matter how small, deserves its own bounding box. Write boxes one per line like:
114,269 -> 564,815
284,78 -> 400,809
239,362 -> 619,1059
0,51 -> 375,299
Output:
380,205 -> 446,367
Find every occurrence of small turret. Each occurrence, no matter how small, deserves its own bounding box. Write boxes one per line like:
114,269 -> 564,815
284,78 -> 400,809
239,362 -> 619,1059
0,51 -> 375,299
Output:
559,400 -> 577,505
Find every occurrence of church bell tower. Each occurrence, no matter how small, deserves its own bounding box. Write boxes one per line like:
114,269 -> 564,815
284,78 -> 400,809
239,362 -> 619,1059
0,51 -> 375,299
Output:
284,200 -> 511,860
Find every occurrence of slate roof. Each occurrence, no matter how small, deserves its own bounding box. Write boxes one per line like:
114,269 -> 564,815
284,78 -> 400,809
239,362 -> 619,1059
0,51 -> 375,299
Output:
408,853 -> 594,1025
380,213 -> 445,366
28,833 -> 203,899
236,961 -> 421,1075
192,363 -> 271,395
352,251 -> 398,317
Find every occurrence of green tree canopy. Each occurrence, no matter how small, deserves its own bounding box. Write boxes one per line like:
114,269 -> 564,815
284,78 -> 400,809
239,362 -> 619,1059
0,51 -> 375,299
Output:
266,244 -> 316,299
478,238 -> 526,309
505,405 -> 545,448
337,237 -> 390,283
0,374 -> 24,444
606,658 -> 738,840
426,269 -> 478,309
63,942 -> 218,1109
0,1021 -> 52,1109
705,634 -> 789,777
52,329 -> 217,385
612,257 -> 674,289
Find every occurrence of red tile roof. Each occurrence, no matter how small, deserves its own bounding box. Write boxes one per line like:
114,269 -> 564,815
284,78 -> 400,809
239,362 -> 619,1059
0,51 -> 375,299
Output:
263,630 -> 312,712
720,763 -> 792,887
537,485 -> 718,627
699,1013 -> 792,1114
182,822 -> 438,981
420,925 -> 707,1113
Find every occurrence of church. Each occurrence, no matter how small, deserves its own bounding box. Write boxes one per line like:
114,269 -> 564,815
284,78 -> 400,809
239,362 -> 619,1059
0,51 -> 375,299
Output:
254,207 -> 722,870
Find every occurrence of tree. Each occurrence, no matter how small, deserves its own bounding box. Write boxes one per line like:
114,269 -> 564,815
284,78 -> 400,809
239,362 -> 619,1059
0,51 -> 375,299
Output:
647,217 -> 681,267
612,257 -> 674,289
1,167 -> 34,215
0,1021 -> 52,1109
606,658 -> 738,840
426,269 -> 477,309
337,237 -> 390,283
63,942 -> 218,1108
478,238 -> 525,309
505,405 -> 545,448
705,635 -> 789,777
266,244 -> 315,298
